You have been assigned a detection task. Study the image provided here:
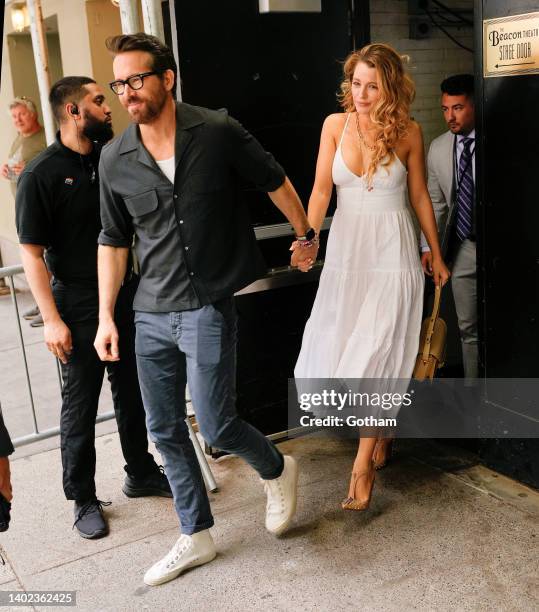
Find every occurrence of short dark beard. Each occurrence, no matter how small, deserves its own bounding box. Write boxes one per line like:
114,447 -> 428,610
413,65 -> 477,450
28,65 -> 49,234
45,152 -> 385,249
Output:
82,111 -> 114,143
126,88 -> 168,125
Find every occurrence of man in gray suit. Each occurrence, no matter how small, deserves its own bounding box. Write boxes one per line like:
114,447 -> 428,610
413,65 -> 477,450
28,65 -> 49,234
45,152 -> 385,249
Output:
420,74 -> 477,380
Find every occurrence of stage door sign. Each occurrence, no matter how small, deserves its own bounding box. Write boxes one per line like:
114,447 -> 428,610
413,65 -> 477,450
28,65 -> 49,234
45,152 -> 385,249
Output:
484,12 -> 539,77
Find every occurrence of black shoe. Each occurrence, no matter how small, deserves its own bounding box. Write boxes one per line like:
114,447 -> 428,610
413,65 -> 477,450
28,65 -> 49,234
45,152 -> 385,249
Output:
73,499 -> 111,539
122,466 -> 173,498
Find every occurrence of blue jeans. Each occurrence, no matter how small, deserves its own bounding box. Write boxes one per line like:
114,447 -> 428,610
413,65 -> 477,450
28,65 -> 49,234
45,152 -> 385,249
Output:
134,297 -> 284,535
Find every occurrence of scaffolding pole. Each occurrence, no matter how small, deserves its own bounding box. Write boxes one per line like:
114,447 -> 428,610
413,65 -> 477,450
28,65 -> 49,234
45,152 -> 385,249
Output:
141,0 -> 165,42
26,0 -> 55,144
167,0 -> 182,101
119,0 -> 141,34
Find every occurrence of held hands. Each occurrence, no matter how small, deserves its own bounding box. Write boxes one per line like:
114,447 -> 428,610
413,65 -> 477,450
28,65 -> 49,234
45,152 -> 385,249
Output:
0,457 -> 12,502
44,318 -> 72,364
94,319 -> 120,362
421,251 -> 451,287
0,164 -> 9,180
290,240 -> 319,272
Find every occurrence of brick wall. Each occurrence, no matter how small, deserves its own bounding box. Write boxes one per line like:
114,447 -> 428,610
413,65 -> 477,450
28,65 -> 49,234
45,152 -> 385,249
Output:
370,0 -> 474,147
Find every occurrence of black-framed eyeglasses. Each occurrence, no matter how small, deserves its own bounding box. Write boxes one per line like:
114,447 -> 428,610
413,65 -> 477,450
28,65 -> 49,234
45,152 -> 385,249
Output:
109,71 -> 162,95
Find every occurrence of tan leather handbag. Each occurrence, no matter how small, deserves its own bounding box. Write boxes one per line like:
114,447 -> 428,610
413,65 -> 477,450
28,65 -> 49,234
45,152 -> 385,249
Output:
413,284 -> 447,381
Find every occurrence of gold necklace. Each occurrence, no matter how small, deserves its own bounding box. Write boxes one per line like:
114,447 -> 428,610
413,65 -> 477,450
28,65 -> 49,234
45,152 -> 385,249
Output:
355,113 -> 376,152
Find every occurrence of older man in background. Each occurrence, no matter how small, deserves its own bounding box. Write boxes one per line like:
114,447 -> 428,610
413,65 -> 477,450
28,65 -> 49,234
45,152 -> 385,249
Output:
2,97 -> 46,196
1,97 -> 46,318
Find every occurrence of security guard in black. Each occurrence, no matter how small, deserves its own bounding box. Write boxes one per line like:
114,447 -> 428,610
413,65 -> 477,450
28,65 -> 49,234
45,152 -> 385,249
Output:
17,135 -> 101,296
15,132 -> 162,504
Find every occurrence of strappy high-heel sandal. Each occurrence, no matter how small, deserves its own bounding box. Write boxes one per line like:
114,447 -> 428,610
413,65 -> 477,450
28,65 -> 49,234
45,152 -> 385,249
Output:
373,438 -> 395,471
341,462 -> 375,511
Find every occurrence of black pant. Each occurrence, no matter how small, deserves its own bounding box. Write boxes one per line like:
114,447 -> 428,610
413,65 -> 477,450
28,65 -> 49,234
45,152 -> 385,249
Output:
54,276 -> 157,501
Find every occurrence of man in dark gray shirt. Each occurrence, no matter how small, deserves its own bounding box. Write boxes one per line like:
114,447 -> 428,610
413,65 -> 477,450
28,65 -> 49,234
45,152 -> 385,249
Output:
94,34 -> 317,586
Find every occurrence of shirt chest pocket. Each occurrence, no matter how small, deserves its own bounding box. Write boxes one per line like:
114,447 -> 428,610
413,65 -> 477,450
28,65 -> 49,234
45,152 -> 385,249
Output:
123,189 -> 169,239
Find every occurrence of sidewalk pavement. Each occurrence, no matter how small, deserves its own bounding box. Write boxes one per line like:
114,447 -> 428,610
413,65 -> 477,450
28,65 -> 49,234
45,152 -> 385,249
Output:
1,430 -> 537,612
1,289 -> 538,611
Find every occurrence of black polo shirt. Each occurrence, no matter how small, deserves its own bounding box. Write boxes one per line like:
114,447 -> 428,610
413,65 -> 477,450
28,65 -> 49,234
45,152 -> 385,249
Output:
98,102 -> 286,312
16,133 -> 102,286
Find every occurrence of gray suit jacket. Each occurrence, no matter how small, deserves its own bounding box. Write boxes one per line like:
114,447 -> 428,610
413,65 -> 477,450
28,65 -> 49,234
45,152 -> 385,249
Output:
420,130 -> 457,255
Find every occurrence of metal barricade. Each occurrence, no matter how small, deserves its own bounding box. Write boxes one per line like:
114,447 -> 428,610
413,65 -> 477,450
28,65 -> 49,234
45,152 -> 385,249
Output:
0,264 -> 217,491
0,264 -> 116,447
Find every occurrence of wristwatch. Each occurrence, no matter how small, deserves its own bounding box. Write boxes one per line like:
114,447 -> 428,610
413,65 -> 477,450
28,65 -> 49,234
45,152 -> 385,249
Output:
296,227 -> 316,242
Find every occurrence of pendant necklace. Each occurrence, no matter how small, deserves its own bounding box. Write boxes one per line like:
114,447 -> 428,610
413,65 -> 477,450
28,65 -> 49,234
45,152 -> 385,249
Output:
356,114 -> 375,190
355,113 -> 376,152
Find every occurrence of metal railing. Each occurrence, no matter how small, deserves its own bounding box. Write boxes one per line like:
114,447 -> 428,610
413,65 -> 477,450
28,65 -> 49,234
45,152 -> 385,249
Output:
0,264 -> 218,491
0,264 -> 115,448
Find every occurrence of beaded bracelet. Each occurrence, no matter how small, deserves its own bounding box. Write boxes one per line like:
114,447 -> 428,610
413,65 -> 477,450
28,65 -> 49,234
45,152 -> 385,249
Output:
296,237 -> 320,248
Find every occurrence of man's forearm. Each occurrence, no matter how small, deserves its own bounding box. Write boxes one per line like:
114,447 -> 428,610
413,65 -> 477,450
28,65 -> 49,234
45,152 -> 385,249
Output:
19,246 -> 60,323
268,177 -> 310,236
98,245 -> 129,321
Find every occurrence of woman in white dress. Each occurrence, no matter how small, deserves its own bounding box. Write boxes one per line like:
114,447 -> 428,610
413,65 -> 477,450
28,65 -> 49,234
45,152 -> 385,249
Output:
293,44 -> 450,510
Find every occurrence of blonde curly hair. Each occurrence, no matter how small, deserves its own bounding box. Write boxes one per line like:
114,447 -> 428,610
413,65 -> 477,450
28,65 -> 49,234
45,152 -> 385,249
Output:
338,43 -> 415,185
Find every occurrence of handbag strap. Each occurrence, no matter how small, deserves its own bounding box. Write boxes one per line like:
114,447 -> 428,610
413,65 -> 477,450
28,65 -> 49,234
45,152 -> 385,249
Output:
422,284 -> 443,361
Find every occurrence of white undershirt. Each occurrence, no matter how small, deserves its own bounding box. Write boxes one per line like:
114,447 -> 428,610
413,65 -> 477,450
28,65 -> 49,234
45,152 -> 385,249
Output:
155,156 -> 175,184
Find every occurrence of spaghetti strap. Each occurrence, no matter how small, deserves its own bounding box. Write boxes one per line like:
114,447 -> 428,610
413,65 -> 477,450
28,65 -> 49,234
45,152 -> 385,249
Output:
337,113 -> 351,150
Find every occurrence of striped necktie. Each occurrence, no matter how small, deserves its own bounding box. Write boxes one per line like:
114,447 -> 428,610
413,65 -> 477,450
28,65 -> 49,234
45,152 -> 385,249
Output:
455,137 -> 474,242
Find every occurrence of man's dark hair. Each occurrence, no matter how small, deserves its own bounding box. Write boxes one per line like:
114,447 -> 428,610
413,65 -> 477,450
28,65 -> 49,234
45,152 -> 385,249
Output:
440,74 -> 474,100
49,76 -> 96,124
106,33 -> 177,99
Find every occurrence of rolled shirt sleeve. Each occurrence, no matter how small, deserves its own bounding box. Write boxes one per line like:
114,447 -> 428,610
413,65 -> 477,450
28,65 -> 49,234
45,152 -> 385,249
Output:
226,115 -> 286,193
97,157 -> 134,248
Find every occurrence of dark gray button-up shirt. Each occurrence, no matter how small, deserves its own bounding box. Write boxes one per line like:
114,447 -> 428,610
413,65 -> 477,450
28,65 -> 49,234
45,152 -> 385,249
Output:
98,102 -> 285,312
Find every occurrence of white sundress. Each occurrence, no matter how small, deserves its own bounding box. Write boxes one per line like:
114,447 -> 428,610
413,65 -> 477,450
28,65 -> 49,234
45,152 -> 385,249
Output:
295,114 -> 424,383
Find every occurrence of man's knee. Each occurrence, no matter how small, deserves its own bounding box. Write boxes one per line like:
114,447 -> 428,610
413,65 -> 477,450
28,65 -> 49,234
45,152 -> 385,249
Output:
199,418 -> 242,450
458,319 -> 478,344
147,413 -> 189,446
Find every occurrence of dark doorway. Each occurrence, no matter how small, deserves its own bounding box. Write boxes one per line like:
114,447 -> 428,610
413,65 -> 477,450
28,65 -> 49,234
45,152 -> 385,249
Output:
171,0 -> 368,436
173,0 -> 364,224
475,0 -> 539,488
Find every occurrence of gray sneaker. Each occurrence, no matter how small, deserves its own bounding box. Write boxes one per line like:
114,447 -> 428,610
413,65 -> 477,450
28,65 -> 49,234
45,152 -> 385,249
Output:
73,499 -> 110,539
30,313 -> 44,328
22,305 -> 39,319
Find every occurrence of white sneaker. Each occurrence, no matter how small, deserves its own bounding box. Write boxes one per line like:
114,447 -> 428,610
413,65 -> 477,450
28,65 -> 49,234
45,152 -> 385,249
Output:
262,455 -> 298,536
143,530 -> 216,586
